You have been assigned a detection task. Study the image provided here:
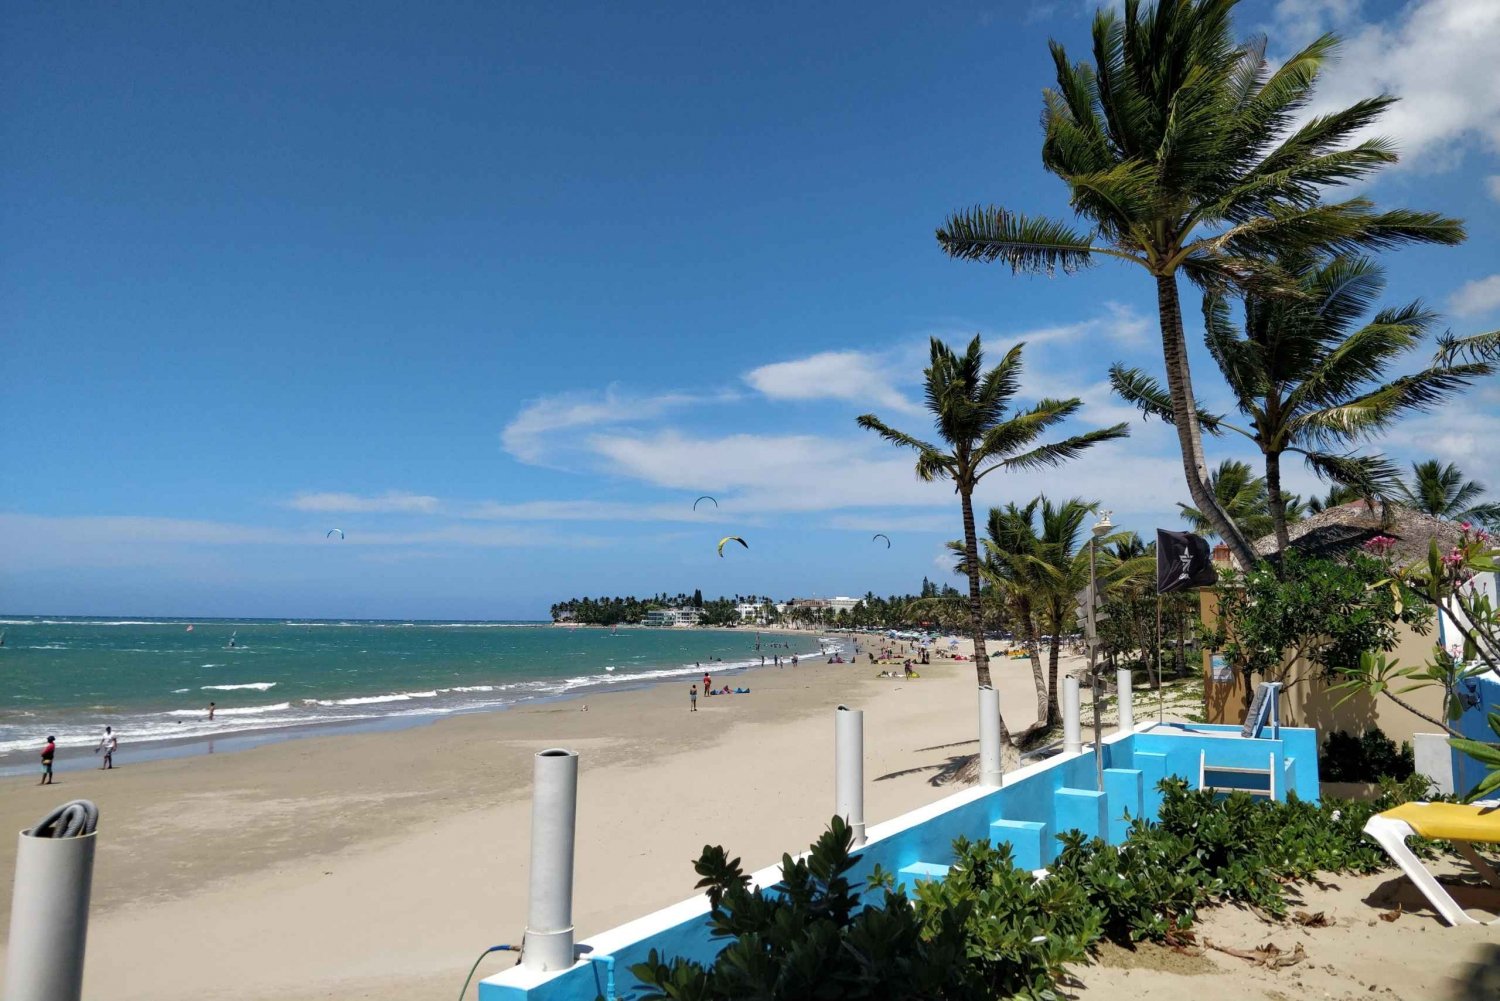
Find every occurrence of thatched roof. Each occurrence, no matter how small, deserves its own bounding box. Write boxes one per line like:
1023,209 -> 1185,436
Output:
1251,501 -> 1464,565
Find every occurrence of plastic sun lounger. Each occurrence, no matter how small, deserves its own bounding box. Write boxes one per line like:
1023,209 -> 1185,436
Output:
1363,800 -> 1500,926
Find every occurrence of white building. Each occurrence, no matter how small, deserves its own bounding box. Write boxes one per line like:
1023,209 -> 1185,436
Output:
827,596 -> 861,613
735,602 -> 769,624
643,607 -> 704,628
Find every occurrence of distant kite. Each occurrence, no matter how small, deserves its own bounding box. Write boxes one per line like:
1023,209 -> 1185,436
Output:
693,496 -> 718,511
326,529 -> 345,540
872,533 -> 891,549
717,536 -> 748,557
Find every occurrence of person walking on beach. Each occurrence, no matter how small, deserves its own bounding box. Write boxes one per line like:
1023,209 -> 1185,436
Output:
95,726 -> 117,770
703,672 -> 711,694
689,685 -> 698,711
207,702 -> 216,721
40,735 -> 55,786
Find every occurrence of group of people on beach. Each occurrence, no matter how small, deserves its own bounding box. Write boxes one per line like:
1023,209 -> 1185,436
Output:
38,726 -> 118,784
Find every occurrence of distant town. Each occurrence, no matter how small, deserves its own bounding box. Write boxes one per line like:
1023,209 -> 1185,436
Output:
548,579 -> 965,629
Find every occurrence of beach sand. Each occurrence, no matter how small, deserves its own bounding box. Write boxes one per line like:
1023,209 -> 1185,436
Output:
0,638 -> 1043,1000
2,641 -> 1490,1000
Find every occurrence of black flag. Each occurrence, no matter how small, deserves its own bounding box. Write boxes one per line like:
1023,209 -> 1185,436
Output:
1156,529 -> 1217,594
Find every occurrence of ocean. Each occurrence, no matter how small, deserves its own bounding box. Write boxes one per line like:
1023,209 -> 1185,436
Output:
0,617 -> 834,765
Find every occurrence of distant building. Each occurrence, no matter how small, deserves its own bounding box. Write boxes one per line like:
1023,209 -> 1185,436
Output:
735,602 -> 770,624
643,607 -> 704,628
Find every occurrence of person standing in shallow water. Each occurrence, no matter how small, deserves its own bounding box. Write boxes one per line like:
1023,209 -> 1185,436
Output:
208,702 -> 216,721
689,685 -> 698,711
40,736 -> 55,785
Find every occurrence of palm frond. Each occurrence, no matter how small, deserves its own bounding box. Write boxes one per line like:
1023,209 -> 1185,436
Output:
994,423 -> 1130,475
854,414 -> 951,482
936,207 -> 1107,274
1107,364 -> 1226,434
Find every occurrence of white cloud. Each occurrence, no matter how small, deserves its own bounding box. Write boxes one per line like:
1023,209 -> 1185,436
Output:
1286,0 -> 1500,173
1450,275 -> 1500,318
997,301 -> 1151,349
285,491 -> 441,514
1487,175 -> 1500,202
745,350 -> 921,414
500,386 -> 735,465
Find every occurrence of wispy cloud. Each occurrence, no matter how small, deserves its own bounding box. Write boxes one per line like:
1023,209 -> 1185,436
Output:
1282,0 -> 1500,174
501,386 -> 737,466
745,349 -> 923,414
1488,176 -> 1500,203
285,491 -> 441,514
1450,275 -> 1500,318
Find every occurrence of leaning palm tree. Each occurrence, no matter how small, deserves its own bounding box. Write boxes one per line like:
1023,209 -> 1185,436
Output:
972,501 -> 1050,728
1399,460 -> 1500,528
936,0 -> 1465,569
858,336 -> 1128,769
1117,255 -> 1489,553
1177,459 -> 1277,541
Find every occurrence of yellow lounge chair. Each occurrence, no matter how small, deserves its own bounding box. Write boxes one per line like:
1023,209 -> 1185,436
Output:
1362,800 -> 1500,926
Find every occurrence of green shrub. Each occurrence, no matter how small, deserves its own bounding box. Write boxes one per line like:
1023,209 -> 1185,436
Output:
1320,727 -> 1416,782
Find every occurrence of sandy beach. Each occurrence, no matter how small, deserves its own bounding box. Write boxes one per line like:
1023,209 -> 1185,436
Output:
2,639 -> 1494,1001
0,637 -> 1044,1000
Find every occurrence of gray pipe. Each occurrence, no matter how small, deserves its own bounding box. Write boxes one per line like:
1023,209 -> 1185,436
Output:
4,801 -> 99,1001
1062,675 -> 1082,755
524,749 -> 578,972
834,706 -> 865,845
1116,668 -> 1135,733
977,686 -> 1002,787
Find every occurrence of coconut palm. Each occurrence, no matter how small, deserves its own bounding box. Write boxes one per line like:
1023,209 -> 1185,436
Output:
972,501 -> 1051,728
858,336 -> 1128,768
1020,498 -> 1151,726
936,0 -> 1465,569
1308,483 -> 1364,514
1177,459 -> 1280,541
1116,254 -> 1488,553
1399,460 -> 1500,528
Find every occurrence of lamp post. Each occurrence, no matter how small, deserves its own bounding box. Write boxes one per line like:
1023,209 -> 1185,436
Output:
1088,511 -> 1112,791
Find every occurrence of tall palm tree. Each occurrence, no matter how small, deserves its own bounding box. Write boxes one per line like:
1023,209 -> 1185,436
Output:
1020,498 -> 1150,726
935,0 -> 1465,570
1177,459 -> 1279,541
972,501 -> 1050,727
858,336 -> 1128,769
1399,460 -> 1500,527
1205,255 -> 1486,553
1117,254 -> 1488,553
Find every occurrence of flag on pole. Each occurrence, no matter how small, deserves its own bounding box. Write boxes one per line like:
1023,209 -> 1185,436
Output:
1155,529 -> 1217,594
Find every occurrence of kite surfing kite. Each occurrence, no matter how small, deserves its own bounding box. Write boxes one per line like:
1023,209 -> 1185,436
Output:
326,528 -> 345,540
872,533 -> 891,549
717,536 -> 748,557
693,496 -> 718,511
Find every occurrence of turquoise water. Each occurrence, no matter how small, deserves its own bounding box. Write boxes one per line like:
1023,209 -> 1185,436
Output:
0,617 -> 831,759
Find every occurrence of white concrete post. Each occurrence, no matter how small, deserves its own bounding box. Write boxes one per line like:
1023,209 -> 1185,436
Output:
978,685 -> 1003,787
525,748 -> 578,972
834,705 -> 866,846
1413,733 -> 1455,796
1062,675 -> 1083,755
1116,668 -> 1135,734
3,830 -> 96,1001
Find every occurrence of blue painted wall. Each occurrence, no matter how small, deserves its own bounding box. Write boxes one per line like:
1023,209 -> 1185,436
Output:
1452,674 -> 1500,797
480,727 -> 1320,1001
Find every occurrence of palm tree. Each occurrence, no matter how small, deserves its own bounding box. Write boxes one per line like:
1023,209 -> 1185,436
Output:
1177,459 -> 1280,541
1399,460 -> 1500,527
972,501 -> 1050,728
935,0 -> 1465,570
858,336 -> 1128,769
1308,483 -> 1364,514
1117,255 -> 1487,554
1020,498 -> 1151,726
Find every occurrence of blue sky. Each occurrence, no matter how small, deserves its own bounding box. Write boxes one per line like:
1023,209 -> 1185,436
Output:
3,0 -> 1498,619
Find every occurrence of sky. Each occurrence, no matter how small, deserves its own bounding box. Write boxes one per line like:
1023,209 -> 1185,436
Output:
3,0 -> 1499,619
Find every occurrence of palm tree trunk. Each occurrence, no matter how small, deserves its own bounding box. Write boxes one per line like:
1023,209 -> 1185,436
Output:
1155,273 -> 1257,569
1264,448 -> 1291,558
1019,598 -> 1048,726
960,489 -> 995,689
1046,599 -> 1064,726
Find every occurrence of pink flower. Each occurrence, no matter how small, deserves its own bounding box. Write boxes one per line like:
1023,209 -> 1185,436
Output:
1461,522 -> 1473,533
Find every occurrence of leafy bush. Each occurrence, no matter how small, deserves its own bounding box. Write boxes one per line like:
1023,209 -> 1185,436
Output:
634,780 -> 1442,999
1320,727 -> 1416,782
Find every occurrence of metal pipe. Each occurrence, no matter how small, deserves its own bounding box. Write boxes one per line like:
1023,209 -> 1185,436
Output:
4,829 -> 96,1001
1061,675 -> 1082,755
834,705 -> 866,845
1116,667 -> 1135,733
524,748 -> 578,972
977,685 -> 1002,787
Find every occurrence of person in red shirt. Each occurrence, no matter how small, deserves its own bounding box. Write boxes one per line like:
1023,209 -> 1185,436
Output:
40,736 -> 55,786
